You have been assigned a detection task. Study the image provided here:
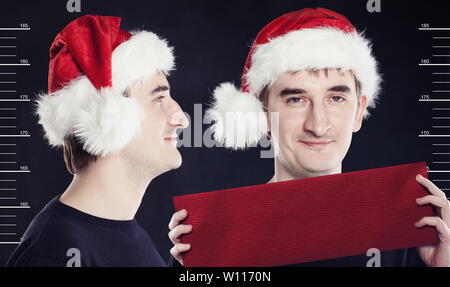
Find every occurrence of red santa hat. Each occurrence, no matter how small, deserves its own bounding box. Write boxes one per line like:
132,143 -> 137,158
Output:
206,7 -> 381,149
35,15 -> 175,156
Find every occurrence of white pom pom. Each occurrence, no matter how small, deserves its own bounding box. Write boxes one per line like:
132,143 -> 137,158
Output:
205,82 -> 267,150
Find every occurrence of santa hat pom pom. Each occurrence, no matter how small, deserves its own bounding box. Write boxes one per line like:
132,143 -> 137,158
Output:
205,82 -> 267,150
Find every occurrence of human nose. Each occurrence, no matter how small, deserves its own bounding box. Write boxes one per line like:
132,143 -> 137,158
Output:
303,102 -> 330,137
167,99 -> 189,129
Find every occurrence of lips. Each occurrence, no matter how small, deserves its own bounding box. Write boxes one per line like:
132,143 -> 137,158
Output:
300,141 -> 332,148
164,137 -> 177,142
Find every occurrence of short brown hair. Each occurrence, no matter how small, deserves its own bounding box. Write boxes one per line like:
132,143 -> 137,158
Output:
63,135 -> 97,175
258,68 -> 362,110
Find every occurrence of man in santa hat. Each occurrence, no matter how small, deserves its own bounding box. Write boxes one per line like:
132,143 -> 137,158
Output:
6,15 -> 188,266
168,7 -> 450,266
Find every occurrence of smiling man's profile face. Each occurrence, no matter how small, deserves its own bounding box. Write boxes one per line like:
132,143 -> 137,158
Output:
123,72 -> 189,175
267,69 -> 367,179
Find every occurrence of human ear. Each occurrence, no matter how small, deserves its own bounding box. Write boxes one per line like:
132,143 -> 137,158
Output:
353,95 -> 367,133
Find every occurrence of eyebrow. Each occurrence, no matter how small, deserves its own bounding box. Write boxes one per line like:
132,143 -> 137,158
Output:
280,85 -> 352,97
327,85 -> 352,94
280,88 -> 306,96
151,85 -> 170,94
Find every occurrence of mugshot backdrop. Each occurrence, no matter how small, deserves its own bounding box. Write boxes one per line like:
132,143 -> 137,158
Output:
0,0 -> 448,265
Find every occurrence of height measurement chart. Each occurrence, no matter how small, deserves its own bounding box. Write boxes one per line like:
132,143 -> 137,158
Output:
0,24 -> 31,246
418,22 -> 450,199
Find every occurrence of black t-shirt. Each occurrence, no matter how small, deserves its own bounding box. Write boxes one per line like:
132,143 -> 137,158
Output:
5,195 -> 167,267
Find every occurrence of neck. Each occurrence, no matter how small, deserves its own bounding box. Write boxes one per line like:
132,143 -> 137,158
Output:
59,153 -> 158,220
269,156 -> 342,183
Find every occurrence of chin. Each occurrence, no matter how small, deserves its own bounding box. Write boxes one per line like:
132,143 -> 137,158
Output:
167,152 -> 183,170
171,158 -> 182,169
300,156 -> 341,174
302,163 -> 334,174
285,150 -> 335,174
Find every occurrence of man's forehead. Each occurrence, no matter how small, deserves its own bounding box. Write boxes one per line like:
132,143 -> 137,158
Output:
274,69 -> 357,90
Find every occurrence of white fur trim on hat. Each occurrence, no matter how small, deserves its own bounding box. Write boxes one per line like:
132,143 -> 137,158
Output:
112,30 -> 175,94
205,82 -> 267,149
35,30 -> 174,156
35,76 -> 146,157
246,27 -> 381,119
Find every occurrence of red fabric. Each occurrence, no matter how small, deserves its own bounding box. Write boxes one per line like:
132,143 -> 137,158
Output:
242,7 -> 356,93
48,15 -> 132,94
173,162 -> 437,267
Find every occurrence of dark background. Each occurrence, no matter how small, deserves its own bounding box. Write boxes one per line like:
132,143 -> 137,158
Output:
0,0 -> 448,265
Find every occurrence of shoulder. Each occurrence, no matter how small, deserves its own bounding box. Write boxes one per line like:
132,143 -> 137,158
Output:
26,256 -> 68,267
6,197 -> 96,266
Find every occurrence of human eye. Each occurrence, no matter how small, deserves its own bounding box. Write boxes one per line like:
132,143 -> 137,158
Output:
287,97 -> 303,104
154,94 -> 166,102
330,95 -> 346,102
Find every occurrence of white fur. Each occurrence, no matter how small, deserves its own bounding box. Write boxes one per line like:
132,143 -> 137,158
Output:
35,77 -> 95,148
112,31 -> 175,94
72,86 -> 145,157
35,30 -> 174,156
205,82 -> 267,149
246,27 -> 381,119
35,76 -> 145,156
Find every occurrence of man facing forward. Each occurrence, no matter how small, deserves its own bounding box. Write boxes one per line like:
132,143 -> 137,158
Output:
169,8 -> 450,267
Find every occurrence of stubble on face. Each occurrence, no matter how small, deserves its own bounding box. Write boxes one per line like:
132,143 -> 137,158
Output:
121,72 -> 184,178
266,69 -> 365,180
